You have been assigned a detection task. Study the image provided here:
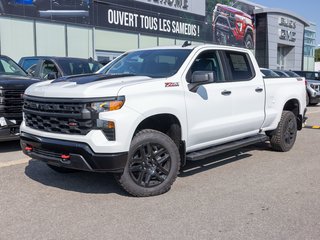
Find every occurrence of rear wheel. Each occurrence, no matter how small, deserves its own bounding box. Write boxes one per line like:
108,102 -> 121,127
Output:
117,129 -> 180,197
270,111 -> 297,152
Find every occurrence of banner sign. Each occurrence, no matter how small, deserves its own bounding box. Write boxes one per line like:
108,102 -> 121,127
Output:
94,3 -> 202,39
0,0 -> 256,49
133,0 -> 206,16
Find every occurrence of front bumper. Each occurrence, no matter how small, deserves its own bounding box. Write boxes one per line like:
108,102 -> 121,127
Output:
20,132 -> 128,173
0,118 -> 20,142
309,94 -> 320,104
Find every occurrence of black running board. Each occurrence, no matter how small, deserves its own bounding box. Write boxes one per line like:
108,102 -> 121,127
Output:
186,134 -> 269,161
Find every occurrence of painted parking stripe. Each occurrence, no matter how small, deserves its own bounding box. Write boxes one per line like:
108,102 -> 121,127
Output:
304,125 -> 320,129
0,158 -> 30,169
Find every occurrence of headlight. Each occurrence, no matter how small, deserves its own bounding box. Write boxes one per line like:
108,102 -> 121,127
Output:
90,96 -> 125,113
310,84 -> 315,89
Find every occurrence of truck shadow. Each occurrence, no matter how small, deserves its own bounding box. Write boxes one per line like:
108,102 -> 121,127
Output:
180,142 -> 270,177
24,143 -> 270,195
24,160 -> 129,196
0,140 -> 21,153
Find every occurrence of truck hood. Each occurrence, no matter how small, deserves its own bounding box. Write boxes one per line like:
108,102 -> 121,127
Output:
25,73 -> 157,98
306,79 -> 320,84
216,3 -> 252,19
0,75 -> 39,90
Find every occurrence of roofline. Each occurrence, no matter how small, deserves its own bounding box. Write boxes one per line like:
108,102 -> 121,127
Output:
20,56 -> 94,60
235,0 -> 265,9
254,8 -> 310,27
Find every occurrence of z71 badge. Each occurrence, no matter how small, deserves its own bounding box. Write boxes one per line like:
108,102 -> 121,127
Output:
165,82 -> 179,87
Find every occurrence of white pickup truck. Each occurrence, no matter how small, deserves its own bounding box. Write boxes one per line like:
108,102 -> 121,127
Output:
21,44 -> 307,197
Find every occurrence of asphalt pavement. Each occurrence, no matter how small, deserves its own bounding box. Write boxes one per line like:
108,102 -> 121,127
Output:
0,107 -> 320,240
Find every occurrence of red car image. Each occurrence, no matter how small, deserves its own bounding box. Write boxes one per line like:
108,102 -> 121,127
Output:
213,2 -> 255,49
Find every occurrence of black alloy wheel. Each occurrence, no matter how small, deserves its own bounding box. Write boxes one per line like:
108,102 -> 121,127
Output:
117,129 -> 180,197
129,142 -> 171,188
283,117 -> 296,145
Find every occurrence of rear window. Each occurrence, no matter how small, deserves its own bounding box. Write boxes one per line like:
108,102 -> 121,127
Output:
225,51 -> 255,81
57,59 -> 103,75
21,59 -> 39,71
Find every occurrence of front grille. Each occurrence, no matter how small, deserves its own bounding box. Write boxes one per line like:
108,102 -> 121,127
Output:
24,98 -> 96,135
311,84 -> 320,92
0,89 -> 24,116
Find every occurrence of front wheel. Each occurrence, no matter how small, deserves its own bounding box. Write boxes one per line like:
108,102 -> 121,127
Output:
270,111 -> 297,152
244,34 -> 254,49
117,129 -> 180,197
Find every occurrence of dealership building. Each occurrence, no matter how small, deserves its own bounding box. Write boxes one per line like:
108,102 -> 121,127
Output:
0,0 -> 317,71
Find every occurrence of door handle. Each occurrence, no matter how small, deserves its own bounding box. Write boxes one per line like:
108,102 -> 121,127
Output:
255,87 -> 263,93
221,90 -> 232,96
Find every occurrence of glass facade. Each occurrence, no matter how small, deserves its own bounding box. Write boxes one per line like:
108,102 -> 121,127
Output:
303,23 -> 317,71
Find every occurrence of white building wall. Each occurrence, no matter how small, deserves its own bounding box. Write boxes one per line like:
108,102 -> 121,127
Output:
67,25 -> 93,59
36,22 -> 66,57
0,17 -> 35,62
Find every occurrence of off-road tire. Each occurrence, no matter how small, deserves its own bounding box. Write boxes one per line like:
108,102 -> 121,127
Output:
270,111 -> 297,152
47,164 -> 79,173
244,34 -> 254,49
117,129 -> 180,197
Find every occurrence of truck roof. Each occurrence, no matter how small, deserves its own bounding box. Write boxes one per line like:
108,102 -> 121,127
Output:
129,44 -> 253,53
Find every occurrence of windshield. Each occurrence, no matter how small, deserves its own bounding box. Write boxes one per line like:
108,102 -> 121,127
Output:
57,59 -> 103,75
232,2 -> 255,15
0,57 -> 27,77
99,49 -> 192,78
307,72 -> 320,80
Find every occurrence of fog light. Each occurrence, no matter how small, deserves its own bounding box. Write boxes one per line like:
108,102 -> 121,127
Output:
97,119 -> 116,141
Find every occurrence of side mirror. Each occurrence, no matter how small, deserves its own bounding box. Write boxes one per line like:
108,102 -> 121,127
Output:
188,71 -> 215,92
47,72 -> 58,80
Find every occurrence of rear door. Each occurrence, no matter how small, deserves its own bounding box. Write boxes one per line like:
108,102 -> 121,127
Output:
221,50 -> 265,137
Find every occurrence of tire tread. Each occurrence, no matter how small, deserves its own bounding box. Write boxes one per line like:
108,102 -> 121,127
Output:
118,129 -> 180,197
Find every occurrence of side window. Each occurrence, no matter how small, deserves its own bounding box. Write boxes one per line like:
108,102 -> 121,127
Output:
188,50 -> 224,83
21,59 -> 39,71
0,59 -> 15,73
225,51 -> 255,81
40,60 -> 59,79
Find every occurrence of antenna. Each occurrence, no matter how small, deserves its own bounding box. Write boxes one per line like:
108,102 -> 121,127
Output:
182,41 -> 191,47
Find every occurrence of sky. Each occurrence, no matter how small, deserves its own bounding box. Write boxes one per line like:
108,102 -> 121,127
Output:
250,0 -> 320,46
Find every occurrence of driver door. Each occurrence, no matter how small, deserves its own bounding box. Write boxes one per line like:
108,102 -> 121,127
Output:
184,50 -> 234,152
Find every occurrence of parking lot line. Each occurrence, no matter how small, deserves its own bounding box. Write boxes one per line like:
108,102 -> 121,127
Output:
304,125 -> 320,129
307,110 -> 320,115
0,158 -> 30,169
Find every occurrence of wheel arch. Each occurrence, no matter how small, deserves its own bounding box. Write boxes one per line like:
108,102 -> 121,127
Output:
283,98 -> 303,130
133,113 -> 186,167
